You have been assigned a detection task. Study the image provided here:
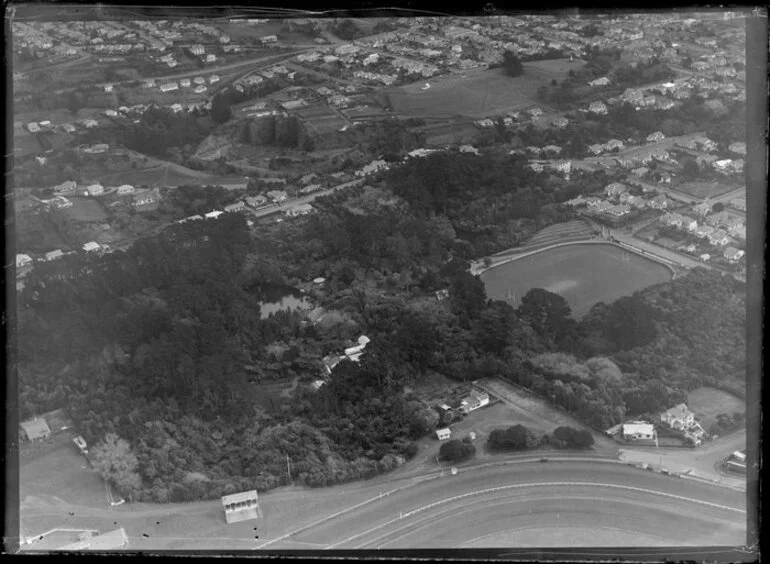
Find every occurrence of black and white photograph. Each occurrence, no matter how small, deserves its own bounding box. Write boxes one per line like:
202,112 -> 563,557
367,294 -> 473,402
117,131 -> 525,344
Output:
5,4 -> 764,558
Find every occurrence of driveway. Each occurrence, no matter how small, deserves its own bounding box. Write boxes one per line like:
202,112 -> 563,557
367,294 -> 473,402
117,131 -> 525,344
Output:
618,430 -> 746,490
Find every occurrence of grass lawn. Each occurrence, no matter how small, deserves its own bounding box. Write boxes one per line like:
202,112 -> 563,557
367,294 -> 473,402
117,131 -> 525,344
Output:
63,198 -> 109,222
20,432 -> 108,514
386,67 -> 547,119
675,181 -> 741,200
688,387 -> 745,431
523,57 -> 585,78
480,243 -> 672,318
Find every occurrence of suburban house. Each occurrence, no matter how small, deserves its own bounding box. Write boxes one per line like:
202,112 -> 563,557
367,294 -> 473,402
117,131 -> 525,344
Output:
607,204 -> 631,216
224,201 -> 246,213
16,254 -> 33,269
708,229 -> 730,246
85,184 -> 104,196
266,190 -> 288,203
660,403 -> 695,430
322,354 -> 344,376
693,201 -> 713,217
285,203 -> 315,217
82,241 -> 101,253
588,101 -> 608,115
246,195 -> 268,208
647,194 -> 670,210
20,417 -> 51,441
605,182 -> 628,197
646,131 -> 666,143
344,335 -> 371,362
699,253 -> 711,262
724,246 -> 745,262
116,184 -> 135,195
159,81 -> 179,92
459,389 -> 490,414
589,76 -> 610,87
621,421 -> 656,441
133,189 -> 160,208
205,210 -> 224,219
45,249 -> 64,262
436,428 -> 451,441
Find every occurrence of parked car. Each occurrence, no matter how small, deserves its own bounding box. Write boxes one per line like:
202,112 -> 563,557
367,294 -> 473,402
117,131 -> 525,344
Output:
73,436 -> 88,454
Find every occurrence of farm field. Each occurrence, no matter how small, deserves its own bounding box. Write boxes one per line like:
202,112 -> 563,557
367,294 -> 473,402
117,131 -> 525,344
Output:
480,243 -> 673,318
385,66 -> 554,119
688,387 -> 745,432
523,57 -> 585,78
675,181 -> 741,200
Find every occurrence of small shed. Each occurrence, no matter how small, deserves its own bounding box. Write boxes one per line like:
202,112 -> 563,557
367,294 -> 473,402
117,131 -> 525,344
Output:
436,428 -> 451,441
20,418 -> 51,441
221,490 -> 260,524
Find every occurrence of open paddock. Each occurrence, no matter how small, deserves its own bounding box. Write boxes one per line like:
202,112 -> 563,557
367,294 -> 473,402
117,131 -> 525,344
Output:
385,66 -> 550,119
522,57 -> 585,79
63,198 -> 109,222
675,181 -> 741,200
480,243 -> 673,319
688,387 -> 745,431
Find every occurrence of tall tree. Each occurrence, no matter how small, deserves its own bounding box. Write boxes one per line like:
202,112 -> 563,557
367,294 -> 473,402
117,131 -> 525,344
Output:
90,433 -> 143,498
501,51 -> 524,77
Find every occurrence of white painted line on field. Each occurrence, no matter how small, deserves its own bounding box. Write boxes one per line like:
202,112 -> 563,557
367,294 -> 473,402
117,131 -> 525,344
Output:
253,476 -> 435,549
325,481 -> 745,549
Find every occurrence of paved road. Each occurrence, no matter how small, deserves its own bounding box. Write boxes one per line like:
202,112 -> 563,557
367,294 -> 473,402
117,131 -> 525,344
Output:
250,178 -> 366,219
261,461 -> 746,549
619,430 -> 747,490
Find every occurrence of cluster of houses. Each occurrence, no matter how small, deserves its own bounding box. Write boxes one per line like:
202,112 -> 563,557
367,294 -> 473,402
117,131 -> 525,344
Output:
154,74 -> 218,95
313,335 -> 371,390
566,181 -> 668,218
611,402 -> 707,447
434,385 -> 491,441
660,403 -> 707,446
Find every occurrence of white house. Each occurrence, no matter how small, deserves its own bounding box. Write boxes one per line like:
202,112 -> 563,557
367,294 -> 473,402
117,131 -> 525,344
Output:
53,180 -> 77,193
205,210 -> 224,219
460,389 -> 490,414
436,428 -> 451,441
724,246 -> 744,262
661,403 -> 695,430
622,422 -> 656,441
646,131 -> 665,143
116,184 -> 135,195
45,249 -> 64,262
16,254 -> 33,268
605,182 -> 628,197
699,253 -> 711,262
589,76 -> 610,87
209,74 -> 220,84
179,78 -> 191,88
159,81 -> 179,92
246,195 -> 268,208
588,101 -> 608,114
82,241 -> 101,253
266,190 -> 288,203
85,184 -> 104,196
224,201 -> 246,213
285,203 -> 315,217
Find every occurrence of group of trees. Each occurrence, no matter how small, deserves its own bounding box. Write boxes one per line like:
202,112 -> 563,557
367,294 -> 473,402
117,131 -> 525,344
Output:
439,438 -> 476,462
486,424 -> 594,451
81,105 -> 214,160
18,141 -> 746,502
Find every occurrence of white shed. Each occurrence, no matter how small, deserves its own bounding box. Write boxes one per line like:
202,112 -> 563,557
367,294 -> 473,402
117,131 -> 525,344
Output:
436,428 -> 451,441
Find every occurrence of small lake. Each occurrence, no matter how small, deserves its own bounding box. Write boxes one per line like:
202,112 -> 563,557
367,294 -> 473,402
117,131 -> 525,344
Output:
252,284 -> 312,319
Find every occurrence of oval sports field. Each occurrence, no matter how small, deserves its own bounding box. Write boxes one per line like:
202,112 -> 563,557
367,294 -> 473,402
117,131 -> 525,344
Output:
480,243 -> 673,318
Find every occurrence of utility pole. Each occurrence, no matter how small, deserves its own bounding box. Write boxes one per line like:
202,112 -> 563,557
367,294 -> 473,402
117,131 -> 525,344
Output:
286,453 -> 292,482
